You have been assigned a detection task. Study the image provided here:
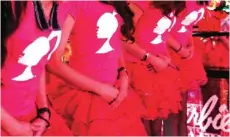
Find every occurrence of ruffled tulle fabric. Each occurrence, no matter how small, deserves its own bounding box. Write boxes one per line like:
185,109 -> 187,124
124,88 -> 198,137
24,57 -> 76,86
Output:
178,52 -> 208,90
126,62 -> 182,120
47,83 -> 147,136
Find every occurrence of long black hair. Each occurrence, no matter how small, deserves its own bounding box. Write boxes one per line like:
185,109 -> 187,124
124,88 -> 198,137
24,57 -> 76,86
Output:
1,1 -> 60,68
1,1 -> 27,68
100,1 -> 135,43
197,0 -> 209,6
151,1 -> 186,17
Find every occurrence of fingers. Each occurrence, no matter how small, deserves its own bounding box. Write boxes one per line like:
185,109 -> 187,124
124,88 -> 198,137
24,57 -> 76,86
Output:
31,121 -> 46,132
33,129 -> 45,137
31,124 -> 41,131
110,90 -> 127,109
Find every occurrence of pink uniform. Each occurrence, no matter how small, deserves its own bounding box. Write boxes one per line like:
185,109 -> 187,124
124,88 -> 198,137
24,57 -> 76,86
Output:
125,6 -> 181,119
171,1 -> 205,46
124,5 -> 175,62
67,1 -> 123,85
169,1 -> 207,89
1,1 -> 72,136
1,2 -> 62,117
47,1 -> 146,136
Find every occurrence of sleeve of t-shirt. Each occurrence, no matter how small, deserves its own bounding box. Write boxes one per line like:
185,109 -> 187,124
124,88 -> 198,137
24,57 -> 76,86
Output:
58,1 -> 85,22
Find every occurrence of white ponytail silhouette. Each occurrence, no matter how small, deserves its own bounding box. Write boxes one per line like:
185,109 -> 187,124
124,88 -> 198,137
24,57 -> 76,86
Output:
178,8 -> 205,33
47,31 -> 62,60
96,11 -> 118,54
150,16 -> 172,45
12,31 -> 61,81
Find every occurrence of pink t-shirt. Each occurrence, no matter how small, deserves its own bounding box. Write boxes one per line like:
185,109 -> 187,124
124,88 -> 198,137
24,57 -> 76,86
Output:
67,1 -> 123,85
171,1 -> 205,46
125,6 -> 176,62
1,2 -> 64,116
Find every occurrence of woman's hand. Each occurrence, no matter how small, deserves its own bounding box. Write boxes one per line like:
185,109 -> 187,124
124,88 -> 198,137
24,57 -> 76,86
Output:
31,118 -> 48,136
147,54 -> 170,72
97,83 -> 119,103
31,112 -> 50,136
111,71 -> 129,109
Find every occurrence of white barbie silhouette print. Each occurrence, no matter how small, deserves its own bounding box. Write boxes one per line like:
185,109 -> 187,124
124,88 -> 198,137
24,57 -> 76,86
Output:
12,31 -> 61,81
178,8 -> 205,33
95,11 -> 118,54
151,13 -> 175,45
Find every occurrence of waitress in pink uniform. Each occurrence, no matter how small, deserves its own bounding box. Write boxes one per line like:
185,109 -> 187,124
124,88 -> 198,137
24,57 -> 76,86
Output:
167,2 -> 207,135
47,1 -> 147,136
123,1 -> 189,136
1,1 -> 72,136
168,1 -> 207,91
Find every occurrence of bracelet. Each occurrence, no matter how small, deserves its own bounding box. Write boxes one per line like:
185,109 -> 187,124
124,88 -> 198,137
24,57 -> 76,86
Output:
173,44 -> 182,53
141,52 -> 150,61
37,107 -> 51,119
117,67 -> 128,79
30,107 -> 51,128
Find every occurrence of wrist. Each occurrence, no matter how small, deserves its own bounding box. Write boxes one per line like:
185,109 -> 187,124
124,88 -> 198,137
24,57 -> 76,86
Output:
37,107 -> 51,120
119,69 -> 128,78
146,53 -> 157,65
117,67 -> 128,79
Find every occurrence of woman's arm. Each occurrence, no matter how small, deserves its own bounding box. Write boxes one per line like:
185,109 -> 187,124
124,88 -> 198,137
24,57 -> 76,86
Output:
48,15 -> 102,94
123,41 -> 170,71
1,108 -> 19,133
1,107 -> 34,136
36,70 -> 48,109
167,34 -> 192,58
111,53 -> 129,108
47,15 -> 118,102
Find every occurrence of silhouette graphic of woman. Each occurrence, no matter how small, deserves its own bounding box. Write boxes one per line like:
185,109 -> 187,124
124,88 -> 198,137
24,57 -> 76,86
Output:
96,11 -> 118,54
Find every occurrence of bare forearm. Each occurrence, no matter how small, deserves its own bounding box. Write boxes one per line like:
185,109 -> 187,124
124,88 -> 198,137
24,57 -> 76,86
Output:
167,34 -> 191,57
36,71 -> 48,109
123,41 -> 148,60
47,61 -> 103,95
1,107 -> 18,132
123,41 -> 168,68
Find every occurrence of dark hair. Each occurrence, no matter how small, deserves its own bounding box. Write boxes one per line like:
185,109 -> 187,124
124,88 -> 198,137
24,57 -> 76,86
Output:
100,1 -> 135,43
1,1 -> 27,68
173,1 -> 186,16
197,0 -> 209,6
151,1 -> 186,17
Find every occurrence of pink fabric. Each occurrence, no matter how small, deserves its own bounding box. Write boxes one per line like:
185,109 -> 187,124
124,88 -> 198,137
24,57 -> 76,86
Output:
124,7 -> 175,62
1,2 -> 65,117
135,7 -> 174,56
171,1 -> 205,46
66,1 -> 123,84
